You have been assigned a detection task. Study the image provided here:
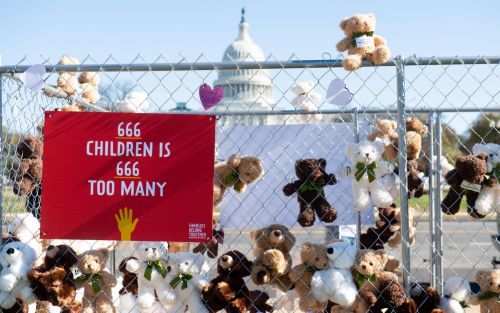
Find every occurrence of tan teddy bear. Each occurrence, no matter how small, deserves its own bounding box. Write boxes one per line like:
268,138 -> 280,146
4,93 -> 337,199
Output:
367,119 -> 398,161
213,154 -> 264,207
289,242 -> 329,312
336,13 -> 391,71
75,248 -> 117,313
54,56 -> 80,96
471,269 -> 500,313
250,224 -> 296,292
351,250 -> 416,313
79,71 -> 101,104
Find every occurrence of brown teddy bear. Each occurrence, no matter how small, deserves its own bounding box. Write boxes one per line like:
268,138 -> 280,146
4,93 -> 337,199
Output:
441,153 -> 494,218
283,159 -> 338,227
53,56 -> 79,96
336,13 -> 390,71
250,224 -> 296,291
371,279 -> 417,313
247,290 -> 273,313
118,257 -> 138,296
471,269 -> 500,313
193,218 -> 224,258
79,72 -> 101,104
213,154 -> 264,207
410,284 -> 442,313
13,136 -> 43,196
202,250 -> 253,312
360,206 -> 416,250
351,249 -> 407,313
75,248 -> 117,313
29,244 -> 81,313
289,242 -> 329,312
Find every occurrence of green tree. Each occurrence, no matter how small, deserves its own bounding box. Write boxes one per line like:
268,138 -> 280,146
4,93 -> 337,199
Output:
460,113 -> 500,153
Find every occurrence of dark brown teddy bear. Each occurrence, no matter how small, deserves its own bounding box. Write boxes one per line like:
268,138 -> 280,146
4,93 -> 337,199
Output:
410,284 -> 441,313
360,206 -> 398,250
13,136 -> 43,196
370,279 -> 417,313
28,244 -> 81,313
118,257 -> 138,296
283,159 -> 337,227
202,250 -> 252,313
441,153 -> 495,219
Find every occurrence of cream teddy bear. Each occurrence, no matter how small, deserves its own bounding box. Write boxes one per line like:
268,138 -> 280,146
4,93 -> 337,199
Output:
290,81 -> 322,122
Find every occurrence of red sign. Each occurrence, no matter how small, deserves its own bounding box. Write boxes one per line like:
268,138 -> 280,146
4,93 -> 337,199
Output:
41,112 -> 215,242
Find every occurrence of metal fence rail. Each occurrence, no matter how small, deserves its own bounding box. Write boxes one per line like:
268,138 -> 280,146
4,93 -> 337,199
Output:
0,55 -> 498,312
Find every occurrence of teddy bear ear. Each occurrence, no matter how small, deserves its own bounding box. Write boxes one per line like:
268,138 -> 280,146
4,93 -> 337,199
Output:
318,158 -> 327,168
476,270 -> 489,284
366,13 -> 376,21
97,248 -> 110,260
227,154 -> 241,168
476,153 -> 489,161
249,229 -> 262,241
339,18 -> 349,31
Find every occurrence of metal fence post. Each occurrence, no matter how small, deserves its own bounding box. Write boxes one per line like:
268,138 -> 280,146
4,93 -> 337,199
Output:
395,55 -> 411,291
433,112 -> 444,294
353,109 -> 362,247
428,112 -> 437,287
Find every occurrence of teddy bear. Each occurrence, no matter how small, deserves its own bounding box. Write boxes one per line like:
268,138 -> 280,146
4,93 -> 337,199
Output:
439,276 -> 472,313
370,279 -> 417,313
410,284 -> 442,313
470,269 -> 500,313
0,241 -> 37,310
53,56 -> 80,96
12,136 -> 43,199
288,242 -> 329,312
247,290 -> 273,313
367,119 -> 399,161
125,242 -> 175,310
75,248 -> 117,313
192,218 -> 224,258
290,81 -> 322,122
471,143 -> 500,215
360,206 -> 417,251
351,249 -> 413,313
0,234 -> 28,313
250,224 -> 296,292
6,213 -> 43,264
345,140 -> 396,211
28,244 -> 81,313
213,154 -> 264,207
441,153 -> 495,218
116,256 -> 140,313
283,158 -> 338,227
310,241 -> 358,308
115,91 -> 150,113
202,250 -> 252,312
336,13 -> 390,71
79,71 -> 101,104
168,252 -> 210,313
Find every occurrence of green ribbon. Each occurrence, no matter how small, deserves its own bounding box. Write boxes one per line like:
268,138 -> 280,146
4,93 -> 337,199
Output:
76,273 -> 103,293
354,162 -> 377,183
353,271 -> 377,289
304,264 -> 318,273
144,260 -> 169,281
169,272 -> 193,290
298,177 -> 325,196
478,291 -> 499,301
224,171 -> 244,192
351,31 -> 374,47
460,301 -> 470,308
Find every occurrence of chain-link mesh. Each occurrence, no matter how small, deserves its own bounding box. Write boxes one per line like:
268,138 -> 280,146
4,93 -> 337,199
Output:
0,55 -> 498,312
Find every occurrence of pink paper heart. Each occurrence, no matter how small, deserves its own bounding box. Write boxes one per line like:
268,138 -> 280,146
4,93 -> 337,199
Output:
199,83 -> 224,110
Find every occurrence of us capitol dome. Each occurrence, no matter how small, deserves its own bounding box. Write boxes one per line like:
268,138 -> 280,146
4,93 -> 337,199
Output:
210,9 -> 274,125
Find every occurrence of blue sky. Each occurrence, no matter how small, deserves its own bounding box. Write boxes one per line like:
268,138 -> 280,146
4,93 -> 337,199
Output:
1,1 -> 498,135
1,0 -> 498,63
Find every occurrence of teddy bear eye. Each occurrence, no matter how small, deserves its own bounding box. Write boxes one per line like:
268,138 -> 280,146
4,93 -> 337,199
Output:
315,258 -> 319,261
491,282 -> 493,285
369,262 -> 373,266
185,262 -> 189,265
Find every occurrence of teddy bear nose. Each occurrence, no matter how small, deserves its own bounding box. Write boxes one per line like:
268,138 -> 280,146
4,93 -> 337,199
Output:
152,248 -> 156,252
6,248 -> 14,255
362,265 -> 366,270
365,153 -> 369,157
364,22 -> 368,26
221,256 -> 228,262
273,230 -> 281,237
327,247 -> 334,254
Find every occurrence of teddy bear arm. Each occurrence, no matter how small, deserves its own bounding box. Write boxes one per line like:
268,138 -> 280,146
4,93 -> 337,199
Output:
468,294 -> 480,305
374,35 -> 387,46
283,181 -> 301,196
101,272 -> 117,287
359,290 -> 378,306
483,175 -> 498,188
444,169 -> 463,186
336,37 -> 351,52
325,173 -> 338,185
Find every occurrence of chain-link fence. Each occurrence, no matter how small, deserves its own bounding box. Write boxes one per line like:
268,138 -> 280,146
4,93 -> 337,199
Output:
0,55 -> 498,312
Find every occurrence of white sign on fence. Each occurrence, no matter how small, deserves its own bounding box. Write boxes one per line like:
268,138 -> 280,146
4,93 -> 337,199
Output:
217,122 -> 374,229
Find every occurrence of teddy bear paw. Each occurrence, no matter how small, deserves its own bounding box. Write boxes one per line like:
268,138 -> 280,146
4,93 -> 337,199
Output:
343,55 -> 362,71
137,293 -> 156,309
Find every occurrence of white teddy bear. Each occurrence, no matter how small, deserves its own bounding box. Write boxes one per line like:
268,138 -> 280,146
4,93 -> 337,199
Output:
125,241 -> 176,310
7,213 -> 43,263
169,252 -> 210,313
310,241 -> 358,308
472,143 -> 500,215
345,139 -> 397,211
440,276 -> 472,313
115,91 -> 150,113
0,241 -> 37,309
291,81 -> 322,122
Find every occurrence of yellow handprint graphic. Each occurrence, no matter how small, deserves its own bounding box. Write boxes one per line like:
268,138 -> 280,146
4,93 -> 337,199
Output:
115,207 -> 139,241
